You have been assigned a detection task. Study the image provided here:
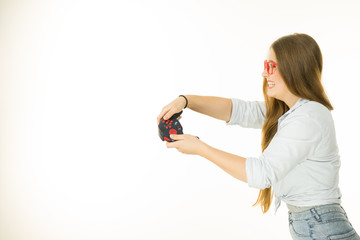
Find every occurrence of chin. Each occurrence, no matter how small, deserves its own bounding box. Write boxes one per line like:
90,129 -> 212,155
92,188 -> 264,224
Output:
267,90 -> 275,98
267,92 -> 281,101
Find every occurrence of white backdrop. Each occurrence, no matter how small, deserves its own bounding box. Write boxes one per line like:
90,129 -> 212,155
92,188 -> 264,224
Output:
1,0 -> 359,239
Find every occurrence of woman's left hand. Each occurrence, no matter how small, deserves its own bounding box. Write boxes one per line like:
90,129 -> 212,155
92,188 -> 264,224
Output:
166,134 -> 206,155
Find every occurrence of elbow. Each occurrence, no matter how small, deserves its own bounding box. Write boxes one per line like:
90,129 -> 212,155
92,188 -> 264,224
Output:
237,172 -> 248,183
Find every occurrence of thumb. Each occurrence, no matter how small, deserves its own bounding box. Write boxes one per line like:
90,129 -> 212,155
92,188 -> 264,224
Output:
170,134 -> 184,140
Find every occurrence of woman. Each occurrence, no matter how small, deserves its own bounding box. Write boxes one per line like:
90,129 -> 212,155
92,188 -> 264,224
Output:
157,33 -> 359,239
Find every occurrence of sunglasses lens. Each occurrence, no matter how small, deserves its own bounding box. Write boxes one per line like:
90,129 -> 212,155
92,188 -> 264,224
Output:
268,62 -> 273,74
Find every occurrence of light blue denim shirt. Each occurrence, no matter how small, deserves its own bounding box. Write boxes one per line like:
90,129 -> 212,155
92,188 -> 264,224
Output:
227,98 -> 342,213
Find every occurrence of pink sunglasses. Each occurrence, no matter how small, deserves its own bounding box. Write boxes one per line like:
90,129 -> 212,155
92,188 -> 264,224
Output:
264,60 -> 277,75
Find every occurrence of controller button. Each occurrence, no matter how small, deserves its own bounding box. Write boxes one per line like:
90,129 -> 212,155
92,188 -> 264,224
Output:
169,129 -> 177,135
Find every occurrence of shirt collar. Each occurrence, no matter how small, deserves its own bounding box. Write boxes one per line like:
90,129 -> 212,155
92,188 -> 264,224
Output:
278,98 -> 310,122
289,98 -> 310,113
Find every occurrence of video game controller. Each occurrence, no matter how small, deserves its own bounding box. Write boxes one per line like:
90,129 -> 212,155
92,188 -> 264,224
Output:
158,111 -> 183,142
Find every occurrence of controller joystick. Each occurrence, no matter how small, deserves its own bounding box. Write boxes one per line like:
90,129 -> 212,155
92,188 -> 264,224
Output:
158,111 -> 183,142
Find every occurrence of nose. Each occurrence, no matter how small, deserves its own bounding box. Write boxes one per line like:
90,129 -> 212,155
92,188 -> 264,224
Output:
262,69 -> 269,78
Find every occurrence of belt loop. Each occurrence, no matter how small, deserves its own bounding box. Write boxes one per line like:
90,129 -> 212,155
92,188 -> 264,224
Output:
310,208 -> 321,222
288,212 -> 293,224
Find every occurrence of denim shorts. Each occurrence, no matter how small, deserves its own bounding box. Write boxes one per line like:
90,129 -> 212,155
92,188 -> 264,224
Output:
288,204 -> 360,240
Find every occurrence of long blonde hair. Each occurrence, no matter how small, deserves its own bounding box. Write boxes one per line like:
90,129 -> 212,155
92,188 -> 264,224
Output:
253,33 -> 333,213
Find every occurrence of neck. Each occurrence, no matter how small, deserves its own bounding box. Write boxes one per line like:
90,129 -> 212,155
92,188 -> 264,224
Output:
284,95 -> 300,109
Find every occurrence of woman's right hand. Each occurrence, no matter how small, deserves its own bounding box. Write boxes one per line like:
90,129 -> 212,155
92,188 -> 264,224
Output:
157,96 -> 187,125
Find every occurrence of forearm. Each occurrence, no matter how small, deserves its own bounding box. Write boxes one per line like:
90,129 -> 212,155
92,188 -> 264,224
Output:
185,95 -> 232,122
199,143 -> 248,183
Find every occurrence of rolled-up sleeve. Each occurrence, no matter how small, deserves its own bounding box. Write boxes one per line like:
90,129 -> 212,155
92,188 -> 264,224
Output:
246,116 -> 322,189
227,98 -> 266,129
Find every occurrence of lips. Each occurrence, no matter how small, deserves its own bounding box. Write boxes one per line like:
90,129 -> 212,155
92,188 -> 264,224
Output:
267,81 -> 275,89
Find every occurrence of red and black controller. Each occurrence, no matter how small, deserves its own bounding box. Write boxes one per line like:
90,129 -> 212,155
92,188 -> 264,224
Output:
158,111 -> 183,142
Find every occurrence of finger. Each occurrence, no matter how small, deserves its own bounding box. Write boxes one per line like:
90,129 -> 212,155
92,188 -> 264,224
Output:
170,134 -> 185,140
163,108 -> 177,121
166,141 -> 179,149
157,106 -> 170,124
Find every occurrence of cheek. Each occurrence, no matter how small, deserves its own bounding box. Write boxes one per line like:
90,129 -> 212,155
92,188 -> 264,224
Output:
276,80 -> 286,88
273,74 -> 286,88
